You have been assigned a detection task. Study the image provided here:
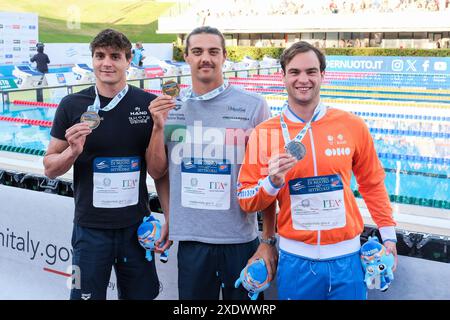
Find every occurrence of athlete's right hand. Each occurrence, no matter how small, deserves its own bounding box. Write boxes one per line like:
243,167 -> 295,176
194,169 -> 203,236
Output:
268,153 -> 297,187
148,95 -> 176,130
65,123 -> 92,158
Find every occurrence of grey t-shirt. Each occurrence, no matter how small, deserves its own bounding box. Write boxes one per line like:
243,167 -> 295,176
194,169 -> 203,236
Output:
164,85 -> 271,244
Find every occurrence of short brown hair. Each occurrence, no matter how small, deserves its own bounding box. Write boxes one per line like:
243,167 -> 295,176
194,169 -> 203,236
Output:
90,29 -> 132,60
280,41 -> 326,73
185,26 -> 226,56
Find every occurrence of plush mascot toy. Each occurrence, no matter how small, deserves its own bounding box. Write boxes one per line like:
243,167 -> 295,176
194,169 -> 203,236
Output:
360,236 -> 395,291
234,259 -> 270,300
137,215 -> 169,263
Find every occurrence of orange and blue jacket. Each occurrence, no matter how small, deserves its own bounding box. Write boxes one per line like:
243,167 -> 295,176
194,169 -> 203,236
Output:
237,104 -> 396,259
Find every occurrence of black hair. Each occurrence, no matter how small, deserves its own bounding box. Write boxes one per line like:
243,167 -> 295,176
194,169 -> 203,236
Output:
185,26 -> 226,55
90,29 -> 132,60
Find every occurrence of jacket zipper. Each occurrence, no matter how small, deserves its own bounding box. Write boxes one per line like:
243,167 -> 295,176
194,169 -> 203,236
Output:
309,126 -> 321,259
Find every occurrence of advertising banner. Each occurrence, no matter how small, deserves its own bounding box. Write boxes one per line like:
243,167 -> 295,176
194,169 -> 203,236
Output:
0,79 -> 18,90
0,12 -> 38,65
327,56 -> 450,74
0,184 -> 117,299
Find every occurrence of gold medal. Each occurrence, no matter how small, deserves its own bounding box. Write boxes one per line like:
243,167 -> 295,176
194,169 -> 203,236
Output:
80,111 -> 101,130
162,80 -> 180,98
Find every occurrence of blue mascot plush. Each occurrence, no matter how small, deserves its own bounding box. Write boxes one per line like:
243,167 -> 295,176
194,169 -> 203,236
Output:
234,259 -> 270,300
360,236 -> 395,291
137,215 -> 169,263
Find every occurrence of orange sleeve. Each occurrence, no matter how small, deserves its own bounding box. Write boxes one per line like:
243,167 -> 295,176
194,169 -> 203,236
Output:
352,116 -> 396,228
237,127 -> 280,213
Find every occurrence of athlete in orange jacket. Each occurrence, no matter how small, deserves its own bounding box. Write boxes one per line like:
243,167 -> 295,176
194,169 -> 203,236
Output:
237,42 -> 397,300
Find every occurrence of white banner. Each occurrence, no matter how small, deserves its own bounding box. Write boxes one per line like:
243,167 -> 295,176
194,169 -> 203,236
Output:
0,184 -> 117,299
2,184 -> 450,299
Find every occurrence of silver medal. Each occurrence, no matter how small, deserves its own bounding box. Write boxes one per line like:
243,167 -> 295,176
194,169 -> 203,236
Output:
285,140 -> 306,160
80,111 -> 101,130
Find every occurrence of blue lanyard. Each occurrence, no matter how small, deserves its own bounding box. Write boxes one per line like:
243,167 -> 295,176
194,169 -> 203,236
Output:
181,83 -> 228,102
87,85 -> 129,113
280,101 -> 324,145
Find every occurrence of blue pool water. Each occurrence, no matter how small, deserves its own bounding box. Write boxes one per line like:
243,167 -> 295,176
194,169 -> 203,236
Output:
2,107 -> 56,121
0,122 -> 51,151
0,107 -> 54,150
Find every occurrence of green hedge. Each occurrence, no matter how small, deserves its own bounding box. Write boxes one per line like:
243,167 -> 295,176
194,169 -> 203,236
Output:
173,45 -> 450,61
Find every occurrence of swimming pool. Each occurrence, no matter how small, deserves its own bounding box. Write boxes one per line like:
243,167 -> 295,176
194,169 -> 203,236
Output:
0,75 -> 449,208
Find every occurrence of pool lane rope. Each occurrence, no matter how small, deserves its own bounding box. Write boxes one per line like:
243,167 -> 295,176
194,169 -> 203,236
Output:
12,100 -> 58,108
0,116 -> 53,127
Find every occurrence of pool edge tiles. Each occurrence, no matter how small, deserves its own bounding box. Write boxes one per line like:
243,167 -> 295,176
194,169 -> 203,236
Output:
358,198 -> 450,237
0,151 -> 71,180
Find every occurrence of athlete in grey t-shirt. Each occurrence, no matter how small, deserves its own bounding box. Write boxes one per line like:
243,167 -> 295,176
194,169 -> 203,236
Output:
148,26 -> 277,300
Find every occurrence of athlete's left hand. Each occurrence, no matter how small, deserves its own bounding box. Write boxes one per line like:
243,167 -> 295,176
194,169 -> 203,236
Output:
384,240 -> 398,272
155,222 -> 173,253
247,243 -> 278,282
